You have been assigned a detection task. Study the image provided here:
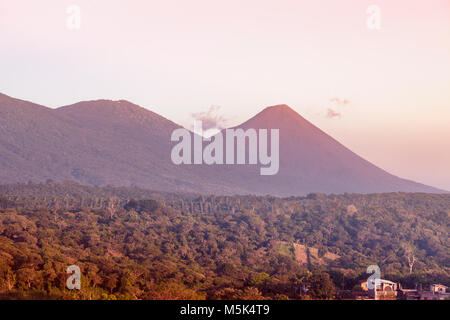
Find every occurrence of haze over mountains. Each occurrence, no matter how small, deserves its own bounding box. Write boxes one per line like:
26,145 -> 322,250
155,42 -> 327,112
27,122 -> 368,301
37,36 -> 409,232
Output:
0,93 -> 444,196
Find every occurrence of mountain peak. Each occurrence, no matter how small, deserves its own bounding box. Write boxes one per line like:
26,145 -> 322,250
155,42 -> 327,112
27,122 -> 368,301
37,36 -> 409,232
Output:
258,104 -> 306,119
58,99 -> 144,113
238,103 -> 312,131
56,99 -> 164,122
259,104 -> 299,116
55,99 -> 180,134
263,104 -> 292,111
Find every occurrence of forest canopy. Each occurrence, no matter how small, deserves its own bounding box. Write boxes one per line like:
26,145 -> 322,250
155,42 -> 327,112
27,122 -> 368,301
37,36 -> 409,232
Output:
0,181 -> 448,299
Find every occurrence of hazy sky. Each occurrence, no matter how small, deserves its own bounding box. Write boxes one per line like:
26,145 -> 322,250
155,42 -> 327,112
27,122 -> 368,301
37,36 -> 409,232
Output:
1,0 -> 449,190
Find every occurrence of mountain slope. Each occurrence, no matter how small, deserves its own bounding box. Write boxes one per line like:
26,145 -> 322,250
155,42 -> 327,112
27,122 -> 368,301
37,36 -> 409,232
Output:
0,94 -> 237,194
0,93 -> 445,195
0,93 -> 82,183
225,104 -> 443,195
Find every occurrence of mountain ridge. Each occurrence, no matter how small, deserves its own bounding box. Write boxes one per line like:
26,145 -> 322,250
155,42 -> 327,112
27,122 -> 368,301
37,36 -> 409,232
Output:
0,93 -> 446,195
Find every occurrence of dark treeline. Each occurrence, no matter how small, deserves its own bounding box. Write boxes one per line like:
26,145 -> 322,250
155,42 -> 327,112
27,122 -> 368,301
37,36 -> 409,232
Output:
0,182 -> 448,299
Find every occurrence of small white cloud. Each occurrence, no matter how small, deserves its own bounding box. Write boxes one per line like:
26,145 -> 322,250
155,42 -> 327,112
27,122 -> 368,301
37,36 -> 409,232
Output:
191,105 -> 228,131
330,97 -> 350,106
326,108 -> 341,119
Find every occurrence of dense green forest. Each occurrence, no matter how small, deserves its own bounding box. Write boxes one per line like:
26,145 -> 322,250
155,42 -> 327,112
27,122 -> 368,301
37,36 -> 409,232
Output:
0,181 -> 448,299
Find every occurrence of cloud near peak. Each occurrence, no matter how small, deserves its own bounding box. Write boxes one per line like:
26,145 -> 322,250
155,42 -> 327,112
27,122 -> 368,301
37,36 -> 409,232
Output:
326,108 -> 341,119
330,97 -> 350,105
191,105 -> 228,131
324,97 -> 351,119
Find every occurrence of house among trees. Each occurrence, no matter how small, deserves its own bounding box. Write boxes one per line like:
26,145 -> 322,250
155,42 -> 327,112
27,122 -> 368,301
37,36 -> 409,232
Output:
355,279 -> 398,300
398,284 -> 450,300
369,279 -> 398,300
431,284 -> 448,294
356,279 -> 450,300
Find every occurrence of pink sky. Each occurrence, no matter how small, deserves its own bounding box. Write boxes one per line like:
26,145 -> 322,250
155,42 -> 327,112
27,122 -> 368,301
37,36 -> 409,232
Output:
1,0 -> 449,190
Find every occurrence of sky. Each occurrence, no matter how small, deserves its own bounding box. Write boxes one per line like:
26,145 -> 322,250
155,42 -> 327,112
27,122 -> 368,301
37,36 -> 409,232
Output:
0,0 -> 449,190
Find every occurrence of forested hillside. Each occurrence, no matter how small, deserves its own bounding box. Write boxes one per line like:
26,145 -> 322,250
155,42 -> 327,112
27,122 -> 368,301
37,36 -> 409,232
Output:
0,182 -> 448,299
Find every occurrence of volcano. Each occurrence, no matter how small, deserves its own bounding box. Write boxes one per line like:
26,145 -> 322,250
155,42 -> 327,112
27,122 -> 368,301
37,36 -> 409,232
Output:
223,104 -> 444,195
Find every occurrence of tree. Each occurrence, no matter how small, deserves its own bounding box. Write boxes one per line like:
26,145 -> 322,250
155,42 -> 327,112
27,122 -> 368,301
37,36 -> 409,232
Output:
305,272 -> 336,299
238,287 -> 266,300
103,274 -> 119,294
248,272 -> 270,287
402,243 -> 417,274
